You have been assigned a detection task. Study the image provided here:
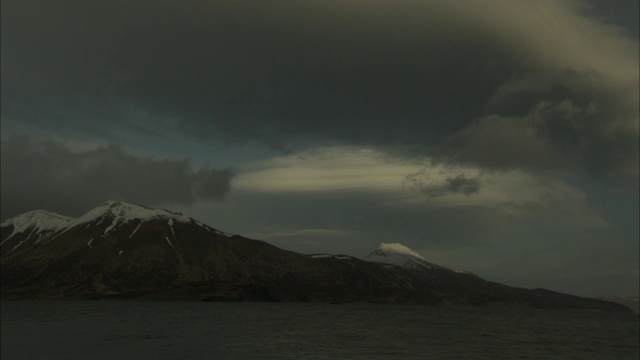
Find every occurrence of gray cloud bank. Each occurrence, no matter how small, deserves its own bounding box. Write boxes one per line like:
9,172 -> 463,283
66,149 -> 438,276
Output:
404,171 -> 481,198
0,135 -> 234,219
2,0 -> 638,181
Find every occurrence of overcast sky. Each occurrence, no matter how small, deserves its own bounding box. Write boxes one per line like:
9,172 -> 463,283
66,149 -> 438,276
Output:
2,0 -> 638,297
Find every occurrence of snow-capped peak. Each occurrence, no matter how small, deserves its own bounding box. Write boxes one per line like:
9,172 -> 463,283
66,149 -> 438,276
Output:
2,201 -> 234,251
364,242 -> 439,270
0,210 -> 73,239
69,201 -> 191,227
370,243 -> 427,260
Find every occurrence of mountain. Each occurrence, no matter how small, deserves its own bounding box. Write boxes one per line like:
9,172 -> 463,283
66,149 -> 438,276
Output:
364,243 -> 451,271
597,296 -> 639,313
0,201 -> 632,312
2,201 -> 325,300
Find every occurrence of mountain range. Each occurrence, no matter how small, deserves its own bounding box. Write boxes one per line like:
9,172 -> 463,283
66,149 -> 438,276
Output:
0,201 -> 631,312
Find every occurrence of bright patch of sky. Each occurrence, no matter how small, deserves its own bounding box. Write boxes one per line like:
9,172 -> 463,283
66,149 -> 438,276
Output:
234,145 -> 607,228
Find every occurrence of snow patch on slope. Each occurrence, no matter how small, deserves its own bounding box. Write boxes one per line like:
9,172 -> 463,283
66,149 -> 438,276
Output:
165,236 -> 174,248
10,240 -> 25,252
168,219 -> 175,235
103,219 -> 120,236
129,222 -> 142,239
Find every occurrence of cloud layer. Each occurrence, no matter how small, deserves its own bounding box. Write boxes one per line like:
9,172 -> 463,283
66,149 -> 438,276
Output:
0,135 -> 234,218
234,146 -> 608,229
2,0 -> 637,181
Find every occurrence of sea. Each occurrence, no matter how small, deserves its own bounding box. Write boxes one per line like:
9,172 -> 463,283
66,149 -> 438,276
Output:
1,301 -> 638,359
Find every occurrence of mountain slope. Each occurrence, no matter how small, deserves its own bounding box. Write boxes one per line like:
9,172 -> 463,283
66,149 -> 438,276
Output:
0,201 -> 632,312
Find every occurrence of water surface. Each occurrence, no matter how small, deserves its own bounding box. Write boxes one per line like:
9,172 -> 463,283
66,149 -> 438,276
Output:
2,301 -> 638,359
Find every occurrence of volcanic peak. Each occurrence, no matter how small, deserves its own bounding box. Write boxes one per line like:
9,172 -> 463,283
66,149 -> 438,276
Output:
364,242 -> 443,271
370,243 -> 427,260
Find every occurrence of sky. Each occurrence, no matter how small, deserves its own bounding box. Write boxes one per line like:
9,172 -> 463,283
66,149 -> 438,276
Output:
1,0 -> 638,297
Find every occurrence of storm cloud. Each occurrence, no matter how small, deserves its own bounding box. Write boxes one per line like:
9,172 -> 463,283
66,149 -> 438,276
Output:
2,0 -> 637,181
0,135 -> 234,218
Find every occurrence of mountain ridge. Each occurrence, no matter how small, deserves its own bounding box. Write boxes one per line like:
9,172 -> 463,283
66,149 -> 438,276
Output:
0,201 -> 632,312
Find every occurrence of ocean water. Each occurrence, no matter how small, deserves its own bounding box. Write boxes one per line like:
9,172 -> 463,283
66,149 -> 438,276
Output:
1,301 -> 638,359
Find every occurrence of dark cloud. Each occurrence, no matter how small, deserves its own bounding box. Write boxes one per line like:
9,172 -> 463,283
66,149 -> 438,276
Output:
1,0 -> 637,181
448,97 -> 639,179
583,0 -> 640,37
0,135 -> 234,219
446,175 -> 481,196
193,168 -> 234,200
404,171 -> 481,198
0,0 -> 522,145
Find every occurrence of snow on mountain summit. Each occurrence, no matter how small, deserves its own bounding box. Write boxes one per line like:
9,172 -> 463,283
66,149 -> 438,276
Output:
69,200 -> 191,227
2,201 -> 233,255
1,210 -> 73,240
371,243 -> 427,260
364,242 -> 440,270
